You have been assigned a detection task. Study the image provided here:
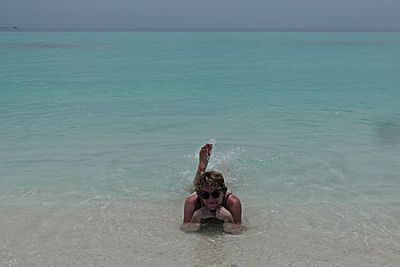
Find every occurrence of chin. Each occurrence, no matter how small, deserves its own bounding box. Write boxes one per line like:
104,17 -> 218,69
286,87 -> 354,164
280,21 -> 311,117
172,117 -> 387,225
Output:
206,203 -> 219,210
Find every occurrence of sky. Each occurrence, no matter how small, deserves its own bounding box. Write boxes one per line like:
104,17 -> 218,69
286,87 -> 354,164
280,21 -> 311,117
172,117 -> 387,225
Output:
1,0 -> 400,31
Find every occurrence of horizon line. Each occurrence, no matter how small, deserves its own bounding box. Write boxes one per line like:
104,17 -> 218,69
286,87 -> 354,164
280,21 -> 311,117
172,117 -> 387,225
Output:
1,27 -> 400,33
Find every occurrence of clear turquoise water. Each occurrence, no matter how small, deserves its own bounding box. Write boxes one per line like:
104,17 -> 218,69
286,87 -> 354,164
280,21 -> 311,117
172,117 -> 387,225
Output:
1,32 -> 400,266
1,32 -> 400,205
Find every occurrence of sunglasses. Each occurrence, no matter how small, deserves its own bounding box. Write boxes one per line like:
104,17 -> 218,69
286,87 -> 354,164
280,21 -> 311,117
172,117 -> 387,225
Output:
198,190 -> 223,200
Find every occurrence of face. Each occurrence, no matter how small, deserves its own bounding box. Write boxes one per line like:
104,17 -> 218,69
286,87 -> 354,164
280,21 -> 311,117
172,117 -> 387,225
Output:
198,185 -> 225,210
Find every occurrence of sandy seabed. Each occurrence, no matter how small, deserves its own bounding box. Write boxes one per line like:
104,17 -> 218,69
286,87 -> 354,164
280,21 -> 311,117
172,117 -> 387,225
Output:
1,199 -> 400,267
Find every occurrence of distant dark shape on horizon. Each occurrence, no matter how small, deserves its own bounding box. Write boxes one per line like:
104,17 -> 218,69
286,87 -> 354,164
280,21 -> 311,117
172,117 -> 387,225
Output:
0,0 -> 400,31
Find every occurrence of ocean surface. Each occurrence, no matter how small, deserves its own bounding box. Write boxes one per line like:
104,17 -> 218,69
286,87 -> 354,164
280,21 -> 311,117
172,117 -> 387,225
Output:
1,32 -> 400,266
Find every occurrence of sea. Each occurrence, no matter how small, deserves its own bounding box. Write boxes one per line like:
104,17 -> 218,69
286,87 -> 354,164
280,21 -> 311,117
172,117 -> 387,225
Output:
1,31 -> 400,266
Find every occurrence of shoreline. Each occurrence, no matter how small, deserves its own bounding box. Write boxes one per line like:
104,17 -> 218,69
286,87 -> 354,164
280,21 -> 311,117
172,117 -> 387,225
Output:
1,200 -> 399,266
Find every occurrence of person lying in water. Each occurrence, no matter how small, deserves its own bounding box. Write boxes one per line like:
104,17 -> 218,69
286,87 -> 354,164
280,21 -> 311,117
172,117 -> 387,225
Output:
181,144 -> 242,234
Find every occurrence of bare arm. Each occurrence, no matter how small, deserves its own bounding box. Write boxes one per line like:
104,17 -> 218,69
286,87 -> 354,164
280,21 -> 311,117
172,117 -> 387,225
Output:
181,194 -> 215,232
227,195 -> 242,224
182,194 -> 197,223
223,195 -> 243,234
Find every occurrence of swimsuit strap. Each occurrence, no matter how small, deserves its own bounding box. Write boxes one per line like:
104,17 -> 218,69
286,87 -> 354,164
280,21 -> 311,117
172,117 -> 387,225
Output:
222,192 -> 232,208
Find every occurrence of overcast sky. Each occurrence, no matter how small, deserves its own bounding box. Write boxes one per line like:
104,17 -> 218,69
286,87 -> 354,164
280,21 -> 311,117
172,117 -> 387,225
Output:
1,0 -> 400,31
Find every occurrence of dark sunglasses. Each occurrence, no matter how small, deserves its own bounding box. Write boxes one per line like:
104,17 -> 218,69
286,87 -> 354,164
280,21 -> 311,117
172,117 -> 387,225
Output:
198,190 -> 222,200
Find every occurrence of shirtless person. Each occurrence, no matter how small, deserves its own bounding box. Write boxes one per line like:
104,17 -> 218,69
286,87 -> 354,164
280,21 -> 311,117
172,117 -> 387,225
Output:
181,144 -> 242,234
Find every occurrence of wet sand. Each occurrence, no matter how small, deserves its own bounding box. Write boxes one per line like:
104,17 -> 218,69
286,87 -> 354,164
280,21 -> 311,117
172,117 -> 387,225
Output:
1,200 -> 399,266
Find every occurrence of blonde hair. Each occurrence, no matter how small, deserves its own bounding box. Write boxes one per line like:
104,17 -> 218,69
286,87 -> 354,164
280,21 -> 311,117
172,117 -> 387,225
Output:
195,170 -> 227,192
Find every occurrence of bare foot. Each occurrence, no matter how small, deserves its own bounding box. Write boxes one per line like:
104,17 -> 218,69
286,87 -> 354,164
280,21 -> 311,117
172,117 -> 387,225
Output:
198,143 -> 213,172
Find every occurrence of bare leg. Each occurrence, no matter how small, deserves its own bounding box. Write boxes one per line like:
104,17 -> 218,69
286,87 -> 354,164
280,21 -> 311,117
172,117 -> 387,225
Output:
194,143 -> 213,185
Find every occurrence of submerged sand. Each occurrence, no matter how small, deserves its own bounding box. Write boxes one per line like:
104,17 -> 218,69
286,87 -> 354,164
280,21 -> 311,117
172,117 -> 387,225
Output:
1,199 -> 399,266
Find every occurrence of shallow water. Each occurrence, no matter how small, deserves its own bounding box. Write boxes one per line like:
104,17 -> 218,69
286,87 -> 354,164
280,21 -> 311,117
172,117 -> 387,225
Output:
1,199 -> 399,266
1,31 -> 400,265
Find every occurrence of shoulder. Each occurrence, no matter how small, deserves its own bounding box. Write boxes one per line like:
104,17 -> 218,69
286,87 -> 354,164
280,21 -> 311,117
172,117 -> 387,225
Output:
184,193 -> 199,207
226,194 -> 241,206
226,193 -> 241,207
225,193 -> 242,224
183,193 -> 201,223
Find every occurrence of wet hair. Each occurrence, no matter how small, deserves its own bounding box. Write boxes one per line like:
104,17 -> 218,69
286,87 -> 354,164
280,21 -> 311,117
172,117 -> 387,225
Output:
195,170 -> 227,192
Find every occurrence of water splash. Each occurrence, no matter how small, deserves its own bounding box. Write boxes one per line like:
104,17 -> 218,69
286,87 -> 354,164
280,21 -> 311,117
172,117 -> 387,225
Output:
207,137 -> 216,145
208,146 -> 246,188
